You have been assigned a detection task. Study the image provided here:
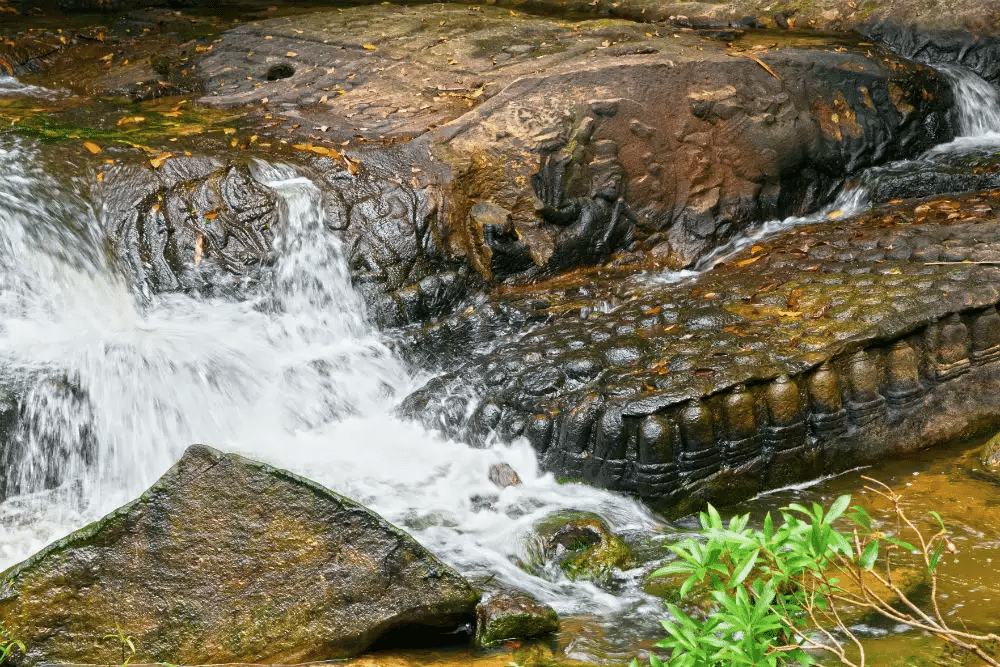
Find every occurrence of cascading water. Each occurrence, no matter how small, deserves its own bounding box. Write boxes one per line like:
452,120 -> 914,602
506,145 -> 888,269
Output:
0,137 -> 665,657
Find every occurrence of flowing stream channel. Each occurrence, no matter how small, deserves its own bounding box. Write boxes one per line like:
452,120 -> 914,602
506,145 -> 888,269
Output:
3,65 -> 1000,665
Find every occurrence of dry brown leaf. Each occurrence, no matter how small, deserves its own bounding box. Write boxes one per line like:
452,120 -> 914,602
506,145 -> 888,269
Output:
204,209 -> 219,220
82,141 -> 102,154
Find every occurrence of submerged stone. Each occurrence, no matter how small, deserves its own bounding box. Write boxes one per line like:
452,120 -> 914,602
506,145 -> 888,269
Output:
0,444 -> 480,666
474,590 -> 559,648
526,511 -> 635,587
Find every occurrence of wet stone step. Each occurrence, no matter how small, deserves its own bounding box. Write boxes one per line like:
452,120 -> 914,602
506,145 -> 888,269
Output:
400,189 -> 1000,516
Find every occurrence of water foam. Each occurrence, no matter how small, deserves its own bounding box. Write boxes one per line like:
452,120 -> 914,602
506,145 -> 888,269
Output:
0,141 -> 662,626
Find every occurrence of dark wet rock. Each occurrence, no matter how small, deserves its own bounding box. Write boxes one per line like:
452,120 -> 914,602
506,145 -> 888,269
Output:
865,20 -> 1000,82
488,462 -> 522,488
402,190 -> 1000,515
475,589 -> 559,648
0,444 -> 480,665
97,157 -> 277,299
525,511 -> 635,586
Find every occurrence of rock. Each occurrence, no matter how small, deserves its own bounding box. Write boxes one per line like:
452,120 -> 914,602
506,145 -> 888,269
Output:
526,511 -> 635,586
979,432 -> 1000,468
0,444 -> 480,665
488,463 -> 522,488
474,590 -> 559,648
403,189 -> 1000,515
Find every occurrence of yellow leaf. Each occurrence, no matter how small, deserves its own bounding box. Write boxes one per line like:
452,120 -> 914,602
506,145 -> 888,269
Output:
161,111 -> 182,118
117,115 -> 145,126
735,255 -> 762,267
291,143 -> 343,159
362,43 -> 377,50
777,310 -> 802,317
223,127 -> 236,135
827,209 -> 843,219
82,141 -> 102,154
285,51 -> 297,57
149,152 -> 173,168
96,171 -> 104,182
750,244 -> 764,254
204,209 -> 219,220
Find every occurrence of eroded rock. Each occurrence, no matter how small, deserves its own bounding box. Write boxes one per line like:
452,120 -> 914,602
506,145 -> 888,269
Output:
0,444 -> 480,665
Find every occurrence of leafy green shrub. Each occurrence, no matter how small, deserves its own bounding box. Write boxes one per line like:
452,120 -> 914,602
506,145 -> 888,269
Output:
636,478 -> 1000,667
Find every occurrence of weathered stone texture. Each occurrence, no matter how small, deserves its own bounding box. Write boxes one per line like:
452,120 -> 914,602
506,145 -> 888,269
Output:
0,445 -> 480,665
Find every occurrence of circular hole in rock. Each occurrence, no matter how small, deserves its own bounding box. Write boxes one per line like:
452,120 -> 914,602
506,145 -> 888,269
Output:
266,63 -> 295,81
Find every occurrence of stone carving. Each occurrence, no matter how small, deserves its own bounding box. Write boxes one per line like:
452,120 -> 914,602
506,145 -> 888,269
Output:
765,375 -> 806,453
531,139 -> 636,272
722,386 -> 761,468
678,399 -> 718,482
972,307 -> 1000,364
885,340 -> 923,413
847,350 -> 886,426
932,314 -> 971,379
808,362 -> 848,438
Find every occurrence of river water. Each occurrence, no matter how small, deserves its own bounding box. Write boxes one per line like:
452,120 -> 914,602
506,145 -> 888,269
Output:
2,64 -> 1000,664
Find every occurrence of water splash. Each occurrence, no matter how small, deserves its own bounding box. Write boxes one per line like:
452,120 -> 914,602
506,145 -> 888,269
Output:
0,140 -> 663,629
938,64 -> 1000,138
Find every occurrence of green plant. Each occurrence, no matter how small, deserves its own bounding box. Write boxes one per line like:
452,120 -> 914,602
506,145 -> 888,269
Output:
0,622 -> 25,665
103,625 -> 137,667
636,477 -> 1000,667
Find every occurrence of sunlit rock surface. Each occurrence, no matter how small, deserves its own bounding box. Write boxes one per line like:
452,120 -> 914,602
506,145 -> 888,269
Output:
0,445 -> 480,665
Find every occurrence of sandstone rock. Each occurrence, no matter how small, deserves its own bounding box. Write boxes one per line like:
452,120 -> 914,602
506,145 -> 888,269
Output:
403,190 -> 1000,515
0,444 -> 480,665
488,463 -> 522,489
474,590 -> 559,648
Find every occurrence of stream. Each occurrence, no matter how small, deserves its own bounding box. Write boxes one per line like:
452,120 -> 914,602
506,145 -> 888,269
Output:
2,63 -> 1000,666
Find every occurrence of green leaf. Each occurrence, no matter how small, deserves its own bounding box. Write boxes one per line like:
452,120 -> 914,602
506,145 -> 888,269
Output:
860,540 -> 879,569
929,510 -> 946,532
825,494 -> 851,524
883,536 -> 916,552
728,549 -> 760,588
929,542 -> 945,574
849,505 -> 873,530
763,512 -> 774,542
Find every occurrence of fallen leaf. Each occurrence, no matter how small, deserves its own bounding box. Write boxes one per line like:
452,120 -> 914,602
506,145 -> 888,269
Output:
149,151 -> 173,168
827,209 -> 844,219
776,310 -> 802,317
116,115 -> 145,126
223,127 -> 236,135
362,43 -> 377,50
736,255 -> 762,267
285,51 -> 297,57
291,142 -> 343,158
82,141 -> 102,154
96,171 -> 104,182
194,233 -> 204,266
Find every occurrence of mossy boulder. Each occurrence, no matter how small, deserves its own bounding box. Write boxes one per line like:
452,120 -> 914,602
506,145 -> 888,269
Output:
0,444 -> 480,665
474,590 -> 559,648
979,431 -> 1000,468
525,511 -> 635,587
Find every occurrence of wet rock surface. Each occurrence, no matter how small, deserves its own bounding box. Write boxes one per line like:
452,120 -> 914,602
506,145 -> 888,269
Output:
475,589 -> 559,648
0,444 -> 480,665
403,190 -> 1000,514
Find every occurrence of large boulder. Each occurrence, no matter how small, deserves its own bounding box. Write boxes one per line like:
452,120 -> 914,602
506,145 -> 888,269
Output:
0,444 -> 480,665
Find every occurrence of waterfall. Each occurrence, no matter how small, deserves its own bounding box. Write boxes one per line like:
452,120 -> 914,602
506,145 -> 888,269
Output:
937,63 -> 1000,137
0,139 -> 661,641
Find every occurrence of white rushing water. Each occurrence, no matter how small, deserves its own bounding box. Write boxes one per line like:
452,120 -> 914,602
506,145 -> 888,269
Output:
0,141 -> 663,639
